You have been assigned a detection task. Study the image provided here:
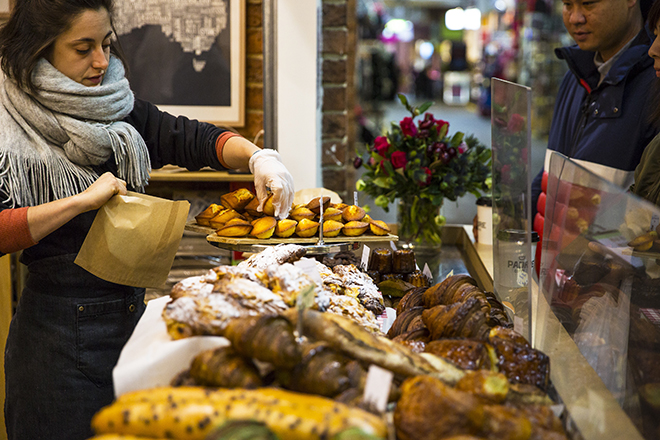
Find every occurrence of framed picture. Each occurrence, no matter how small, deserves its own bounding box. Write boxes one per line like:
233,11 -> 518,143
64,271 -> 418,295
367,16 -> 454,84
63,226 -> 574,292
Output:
114,0 -> 245,126
0,0 -> 12,18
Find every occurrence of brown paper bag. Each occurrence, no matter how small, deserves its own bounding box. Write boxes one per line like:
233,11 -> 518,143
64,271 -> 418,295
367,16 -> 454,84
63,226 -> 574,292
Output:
75,191 -> 190,288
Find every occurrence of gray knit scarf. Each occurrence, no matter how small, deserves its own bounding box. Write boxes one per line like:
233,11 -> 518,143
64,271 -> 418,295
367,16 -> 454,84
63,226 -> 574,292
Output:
0,55 -> 150,208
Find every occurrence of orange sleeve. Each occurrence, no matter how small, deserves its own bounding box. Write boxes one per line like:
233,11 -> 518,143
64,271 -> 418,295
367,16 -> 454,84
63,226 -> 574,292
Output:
215,131 -> 242,169
0,207 -> 37,254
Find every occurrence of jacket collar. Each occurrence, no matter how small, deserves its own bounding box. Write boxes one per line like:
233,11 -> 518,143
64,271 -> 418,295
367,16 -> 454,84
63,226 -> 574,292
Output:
555,27 -> 653,91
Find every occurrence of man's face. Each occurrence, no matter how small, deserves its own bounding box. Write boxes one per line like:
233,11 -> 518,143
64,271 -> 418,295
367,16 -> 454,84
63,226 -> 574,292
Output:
562,0 -> 641,61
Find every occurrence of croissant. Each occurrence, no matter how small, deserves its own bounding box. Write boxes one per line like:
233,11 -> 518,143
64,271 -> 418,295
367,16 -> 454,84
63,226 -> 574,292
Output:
223,315 -> 302,369
189,346 -> 262,389
277,342 -> 357,397
387,306 -> 425,339
422,274 -> 478,308
422,298 -> 488,340
451,283 -> 491,314
396,287 -> 427,316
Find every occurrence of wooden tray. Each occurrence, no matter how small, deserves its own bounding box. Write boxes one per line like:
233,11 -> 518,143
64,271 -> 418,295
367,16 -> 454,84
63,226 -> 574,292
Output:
185,221 -> 399,254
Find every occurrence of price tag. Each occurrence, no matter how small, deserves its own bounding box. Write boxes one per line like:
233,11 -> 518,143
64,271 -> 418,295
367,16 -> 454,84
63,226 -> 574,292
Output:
422,263 -> 432,280
294,258 -> 322,286
516,269 -> 529,287
362,365 -> 393,413
296,284 -> 316,311
361,245 -> 371,271
354,191 -> 358,206
389,241 -> 397,251
513,316 -> 524,335
652,214 -> 659,231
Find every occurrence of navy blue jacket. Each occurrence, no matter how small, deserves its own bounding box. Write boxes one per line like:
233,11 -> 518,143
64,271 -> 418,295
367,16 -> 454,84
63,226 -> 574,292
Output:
532,29 -> 659,218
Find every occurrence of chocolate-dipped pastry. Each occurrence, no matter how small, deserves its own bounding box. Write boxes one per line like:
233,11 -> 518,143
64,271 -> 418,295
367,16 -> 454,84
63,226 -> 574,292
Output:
392,329 -> 429,353
382,273 -> 405,281
392,249 -> 416,274
425,339 -> 492,370
366,270 -> 381,284
490,338 -> 550,391
368,248 -> 393,274
406,270 -> 430,287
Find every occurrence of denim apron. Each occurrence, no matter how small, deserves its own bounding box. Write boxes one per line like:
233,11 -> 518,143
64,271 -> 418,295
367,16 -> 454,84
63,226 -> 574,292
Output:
4,254 -> 146,440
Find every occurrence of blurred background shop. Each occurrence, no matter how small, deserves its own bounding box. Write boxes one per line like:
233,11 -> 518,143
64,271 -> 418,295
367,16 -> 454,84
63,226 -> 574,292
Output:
352,0 -> 571,224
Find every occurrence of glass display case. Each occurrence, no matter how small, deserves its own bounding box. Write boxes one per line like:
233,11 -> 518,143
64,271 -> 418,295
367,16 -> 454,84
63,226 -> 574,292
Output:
535,152 -> 660,440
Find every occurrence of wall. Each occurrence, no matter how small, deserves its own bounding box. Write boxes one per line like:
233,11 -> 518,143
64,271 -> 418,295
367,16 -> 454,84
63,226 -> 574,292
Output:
276,0 -> 320,191
320,0 -> 357,202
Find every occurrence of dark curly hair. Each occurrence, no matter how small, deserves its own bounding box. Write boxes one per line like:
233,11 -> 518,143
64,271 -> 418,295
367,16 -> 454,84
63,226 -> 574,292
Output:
0,0 -> 127,93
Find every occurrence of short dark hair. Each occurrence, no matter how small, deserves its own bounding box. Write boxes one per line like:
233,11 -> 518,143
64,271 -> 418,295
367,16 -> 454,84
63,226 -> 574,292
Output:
0,0 -> 127,93
647,0 -> 660,30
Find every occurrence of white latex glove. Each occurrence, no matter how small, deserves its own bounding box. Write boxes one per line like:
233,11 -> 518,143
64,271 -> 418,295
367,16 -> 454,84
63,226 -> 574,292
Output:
249,149 -> 295,219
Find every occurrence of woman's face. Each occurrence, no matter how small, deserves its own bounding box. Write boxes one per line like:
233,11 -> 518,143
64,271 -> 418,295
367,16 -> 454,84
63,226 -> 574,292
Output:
649,20 -> 660,78
46,8 -> 112,86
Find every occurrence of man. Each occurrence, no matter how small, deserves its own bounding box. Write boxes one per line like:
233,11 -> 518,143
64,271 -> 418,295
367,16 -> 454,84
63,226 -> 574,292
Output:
532,0 -> 658,224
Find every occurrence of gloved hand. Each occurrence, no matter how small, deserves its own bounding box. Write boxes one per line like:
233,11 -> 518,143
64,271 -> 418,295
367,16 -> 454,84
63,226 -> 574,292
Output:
249,148 -> 295,219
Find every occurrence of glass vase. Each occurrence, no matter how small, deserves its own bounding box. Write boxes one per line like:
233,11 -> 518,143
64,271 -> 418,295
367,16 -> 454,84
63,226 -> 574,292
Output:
396,196 -> 444,256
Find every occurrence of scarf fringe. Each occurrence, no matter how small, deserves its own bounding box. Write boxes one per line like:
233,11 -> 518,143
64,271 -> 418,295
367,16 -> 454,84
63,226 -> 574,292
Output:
0,149 -> 98,208
105,122 -> 151,193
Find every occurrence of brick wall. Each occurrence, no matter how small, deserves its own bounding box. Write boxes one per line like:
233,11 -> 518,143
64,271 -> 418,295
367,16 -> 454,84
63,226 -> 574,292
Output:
320,0 -> 356,201
236,0 -> 265,147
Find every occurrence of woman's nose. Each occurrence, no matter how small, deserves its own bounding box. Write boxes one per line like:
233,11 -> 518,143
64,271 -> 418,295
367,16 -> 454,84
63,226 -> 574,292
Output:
92,47 -> 109,70
649,38 -> 660,59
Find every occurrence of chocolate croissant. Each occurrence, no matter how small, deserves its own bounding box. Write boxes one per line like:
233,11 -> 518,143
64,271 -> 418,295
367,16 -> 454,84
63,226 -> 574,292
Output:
223,315 -> 302,369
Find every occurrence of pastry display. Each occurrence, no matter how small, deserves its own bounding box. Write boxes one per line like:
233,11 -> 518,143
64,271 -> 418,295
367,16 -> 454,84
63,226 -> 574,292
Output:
366,248 -> 431,299
91,386 -> 388,440
192,188 -> 396,240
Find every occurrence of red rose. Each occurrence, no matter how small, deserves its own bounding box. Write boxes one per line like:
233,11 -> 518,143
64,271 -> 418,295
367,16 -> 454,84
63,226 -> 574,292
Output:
420,167 -> 433,186
507,113 -> 525,133
400,117 -> 418,137
418,113 -> 435,130
373,136 -> 390,157
391,151 -> 407,169
435,119 -> 449,137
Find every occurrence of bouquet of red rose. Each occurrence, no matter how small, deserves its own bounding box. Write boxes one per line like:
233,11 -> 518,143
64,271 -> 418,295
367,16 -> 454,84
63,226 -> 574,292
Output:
355,94 -> 491,245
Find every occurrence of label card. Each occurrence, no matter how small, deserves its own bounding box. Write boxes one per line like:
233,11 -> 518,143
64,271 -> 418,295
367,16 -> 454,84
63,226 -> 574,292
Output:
294,258 -> 322,286
363,365 -> 393,413
513,316 -> 524,335
361,245 -> 371,271
423,263 -> 433,280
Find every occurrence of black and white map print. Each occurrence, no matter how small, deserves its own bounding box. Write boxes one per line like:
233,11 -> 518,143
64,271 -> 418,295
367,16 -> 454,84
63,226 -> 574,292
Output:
114,0 -> 232,106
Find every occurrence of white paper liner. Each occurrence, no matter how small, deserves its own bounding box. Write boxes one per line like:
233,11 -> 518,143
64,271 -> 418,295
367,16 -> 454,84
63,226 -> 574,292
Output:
113,295 -> 229,397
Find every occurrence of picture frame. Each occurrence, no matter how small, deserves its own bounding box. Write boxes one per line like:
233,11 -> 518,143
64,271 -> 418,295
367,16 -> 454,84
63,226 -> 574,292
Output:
114,0 -> 245,126
0,0 -> 12,19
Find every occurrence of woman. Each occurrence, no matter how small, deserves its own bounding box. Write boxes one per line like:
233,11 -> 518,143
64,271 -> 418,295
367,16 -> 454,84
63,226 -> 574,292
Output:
0,0 -> 294,438
632,0 -> 660,203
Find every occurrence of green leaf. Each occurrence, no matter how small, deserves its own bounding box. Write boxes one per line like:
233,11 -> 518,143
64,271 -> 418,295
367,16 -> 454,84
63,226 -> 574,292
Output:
450,131 -> 464,146
377,279 -> 416,297
418,102 -> 434,114
356,179 -> 366,191
373,177 -> 390,188
398,93 -> 409,108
